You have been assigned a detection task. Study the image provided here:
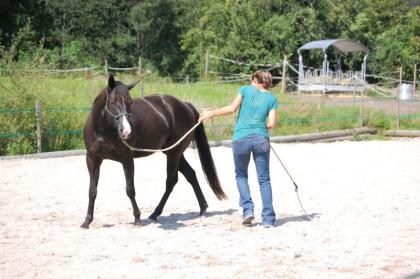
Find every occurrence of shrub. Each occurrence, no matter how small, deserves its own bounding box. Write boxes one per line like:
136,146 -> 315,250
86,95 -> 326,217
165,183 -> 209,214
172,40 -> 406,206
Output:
364,110 -> 392,129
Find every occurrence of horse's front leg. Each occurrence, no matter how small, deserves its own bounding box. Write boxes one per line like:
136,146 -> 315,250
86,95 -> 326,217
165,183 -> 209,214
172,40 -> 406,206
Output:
122,158 -> 141,225
81,154 -> 103,229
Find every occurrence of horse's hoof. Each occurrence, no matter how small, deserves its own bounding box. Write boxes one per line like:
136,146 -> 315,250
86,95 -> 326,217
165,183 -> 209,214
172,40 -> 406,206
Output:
148,214 -> 158,222
134,218 -> 142,226
80,223 -> 90,229
199,208 -> 207,216
200,205 -> 208,216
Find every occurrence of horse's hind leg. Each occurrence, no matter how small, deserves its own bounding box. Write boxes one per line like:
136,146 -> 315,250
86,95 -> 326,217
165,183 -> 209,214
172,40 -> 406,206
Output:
81,154 -> 103,229
122,158 -> 141,225
149,154 -> 180,221
178,155 -> 208,215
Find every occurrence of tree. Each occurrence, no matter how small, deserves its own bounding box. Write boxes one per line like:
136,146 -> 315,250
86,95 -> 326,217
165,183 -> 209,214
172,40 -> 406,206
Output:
372,6 -> 420,77
42,0 -> 139,67
129,0 -> 185,75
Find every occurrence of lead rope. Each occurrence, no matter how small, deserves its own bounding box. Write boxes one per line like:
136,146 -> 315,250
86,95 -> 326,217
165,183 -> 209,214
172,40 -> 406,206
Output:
269,134 -> 312,220
121,120 -> 202,152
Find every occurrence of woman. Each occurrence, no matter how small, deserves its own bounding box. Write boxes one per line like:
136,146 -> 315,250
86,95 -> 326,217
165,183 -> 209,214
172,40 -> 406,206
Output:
199,70 -> 277,228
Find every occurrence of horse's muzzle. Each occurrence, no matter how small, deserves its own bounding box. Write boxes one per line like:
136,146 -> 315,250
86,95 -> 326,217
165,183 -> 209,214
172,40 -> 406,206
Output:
119,116 -> 132,139
121,129 -> 131,140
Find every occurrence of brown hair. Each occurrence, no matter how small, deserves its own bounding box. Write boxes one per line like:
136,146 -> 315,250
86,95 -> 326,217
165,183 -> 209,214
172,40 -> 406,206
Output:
251,70 -> 273,90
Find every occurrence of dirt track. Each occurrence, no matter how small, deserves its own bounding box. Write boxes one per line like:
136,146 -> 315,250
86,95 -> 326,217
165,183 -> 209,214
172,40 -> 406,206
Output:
1,140 -> 419,278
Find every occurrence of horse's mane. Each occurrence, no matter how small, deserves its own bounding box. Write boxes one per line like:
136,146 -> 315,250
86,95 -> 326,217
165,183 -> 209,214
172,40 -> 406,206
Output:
90,88 -> 108,120
92,89 -> 106,105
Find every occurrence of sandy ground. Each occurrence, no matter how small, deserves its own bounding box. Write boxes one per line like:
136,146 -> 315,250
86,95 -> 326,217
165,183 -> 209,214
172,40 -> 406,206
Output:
0,140 -> 419,279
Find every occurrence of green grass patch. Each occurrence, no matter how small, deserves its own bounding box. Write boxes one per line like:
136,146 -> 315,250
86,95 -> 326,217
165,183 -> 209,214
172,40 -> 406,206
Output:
1,73 -> 419,155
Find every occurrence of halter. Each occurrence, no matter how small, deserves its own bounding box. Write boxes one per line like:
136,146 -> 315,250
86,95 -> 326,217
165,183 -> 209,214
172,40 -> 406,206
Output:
103,95 -> 131,120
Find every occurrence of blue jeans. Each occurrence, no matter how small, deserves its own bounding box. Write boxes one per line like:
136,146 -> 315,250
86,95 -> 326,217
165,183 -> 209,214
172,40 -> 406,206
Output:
232,134 -> 275,225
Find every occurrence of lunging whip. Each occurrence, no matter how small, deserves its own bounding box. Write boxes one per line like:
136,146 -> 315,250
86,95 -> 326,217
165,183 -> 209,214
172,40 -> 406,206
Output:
270,144 -> 312,220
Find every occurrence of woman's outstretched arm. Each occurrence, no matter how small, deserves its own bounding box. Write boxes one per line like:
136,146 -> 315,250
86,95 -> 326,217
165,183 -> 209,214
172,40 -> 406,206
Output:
199,94 -> 243,122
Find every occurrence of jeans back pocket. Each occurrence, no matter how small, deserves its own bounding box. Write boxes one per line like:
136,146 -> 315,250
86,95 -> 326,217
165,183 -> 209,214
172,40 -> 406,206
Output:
254,136 -> 270,153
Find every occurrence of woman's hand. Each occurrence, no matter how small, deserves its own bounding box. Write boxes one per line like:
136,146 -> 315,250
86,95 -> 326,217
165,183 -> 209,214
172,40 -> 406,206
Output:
199,108 -> 213,123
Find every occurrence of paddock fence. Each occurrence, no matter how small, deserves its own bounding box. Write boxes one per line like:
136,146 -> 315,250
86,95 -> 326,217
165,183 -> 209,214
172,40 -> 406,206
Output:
1,56 -> 419,156
1,95 -> 420,156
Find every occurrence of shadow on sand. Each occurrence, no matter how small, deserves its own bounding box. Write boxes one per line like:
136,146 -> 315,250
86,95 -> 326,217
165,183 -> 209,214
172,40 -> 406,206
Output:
141,208 -> 237,230
275,213 -> 321,227
102,211 -> 319,230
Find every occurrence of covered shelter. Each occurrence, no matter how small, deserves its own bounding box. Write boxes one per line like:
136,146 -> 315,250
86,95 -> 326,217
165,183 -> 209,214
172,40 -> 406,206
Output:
297,39 -> 369,94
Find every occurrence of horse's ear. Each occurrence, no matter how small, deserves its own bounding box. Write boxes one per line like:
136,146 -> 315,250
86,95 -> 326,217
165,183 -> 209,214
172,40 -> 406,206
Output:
108,75 -> 116,90
127,80 -> 139,91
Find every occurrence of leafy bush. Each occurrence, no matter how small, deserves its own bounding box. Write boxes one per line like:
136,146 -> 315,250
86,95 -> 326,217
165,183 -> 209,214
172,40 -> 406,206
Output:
41,109 -> 88,151
0,25 -> 41,154
0,23 -> 88,154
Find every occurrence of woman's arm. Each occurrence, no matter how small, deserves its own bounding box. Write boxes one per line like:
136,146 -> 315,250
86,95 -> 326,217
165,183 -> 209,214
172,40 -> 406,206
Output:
199,94 -> 243,122
266,109 -> 277,129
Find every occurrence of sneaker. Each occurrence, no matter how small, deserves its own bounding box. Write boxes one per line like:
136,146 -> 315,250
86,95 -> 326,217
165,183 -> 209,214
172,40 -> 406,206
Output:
242,215 -> 254,225
262,223 -> 274,228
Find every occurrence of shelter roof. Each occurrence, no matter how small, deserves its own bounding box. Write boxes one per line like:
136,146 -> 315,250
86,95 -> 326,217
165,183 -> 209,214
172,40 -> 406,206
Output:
298,39 -> 369,54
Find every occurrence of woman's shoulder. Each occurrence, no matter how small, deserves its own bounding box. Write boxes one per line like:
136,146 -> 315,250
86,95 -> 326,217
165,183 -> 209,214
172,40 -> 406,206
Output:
239,85 -> 255,91
239,85 -> 257,96
264,91 -> 277,106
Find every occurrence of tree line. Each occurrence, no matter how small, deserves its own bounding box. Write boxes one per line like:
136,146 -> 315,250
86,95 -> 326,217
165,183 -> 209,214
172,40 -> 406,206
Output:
1,0 -> 419,78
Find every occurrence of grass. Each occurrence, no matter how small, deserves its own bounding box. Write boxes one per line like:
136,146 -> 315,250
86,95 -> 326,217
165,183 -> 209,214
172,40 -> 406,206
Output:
0,73 -> 419,155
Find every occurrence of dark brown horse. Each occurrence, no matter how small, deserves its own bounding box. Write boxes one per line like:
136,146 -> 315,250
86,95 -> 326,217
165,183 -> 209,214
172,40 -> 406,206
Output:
81,75 -> 226,229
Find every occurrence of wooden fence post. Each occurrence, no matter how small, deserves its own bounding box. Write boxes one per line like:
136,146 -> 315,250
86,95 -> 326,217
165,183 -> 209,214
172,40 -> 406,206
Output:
399,66 -> 403,85
138,56 -> 142,76
186,75 -> 189,85
281,55 -> 288,94
396,96 -> 400,129
138,57 -> 143,97
359,90 -> 365,127
413,64 -> 417,95
35,102 -> 42,153
204,49 -> 209,80
396,65 -> 403,129
104,59 -> 108,78
316,96 -> 322,132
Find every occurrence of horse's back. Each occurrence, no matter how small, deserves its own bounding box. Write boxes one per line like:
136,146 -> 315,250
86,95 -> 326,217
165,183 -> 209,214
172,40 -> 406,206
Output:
133,94 -> 197,125
129,94 -> 198,153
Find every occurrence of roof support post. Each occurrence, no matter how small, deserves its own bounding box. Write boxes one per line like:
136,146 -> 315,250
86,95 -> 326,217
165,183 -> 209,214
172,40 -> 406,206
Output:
323,51 -> 328,94
361,54 -> 368,93
281,55 -> 288,94
298,52 -> 303,94
337,55 -> 342,72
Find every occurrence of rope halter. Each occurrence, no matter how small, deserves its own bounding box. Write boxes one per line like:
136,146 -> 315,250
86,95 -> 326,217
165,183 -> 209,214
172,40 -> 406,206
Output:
103,95 -> 131,121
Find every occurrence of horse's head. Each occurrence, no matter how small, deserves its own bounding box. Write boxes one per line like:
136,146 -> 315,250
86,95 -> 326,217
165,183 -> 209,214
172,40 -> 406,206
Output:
103,75 -> 138,140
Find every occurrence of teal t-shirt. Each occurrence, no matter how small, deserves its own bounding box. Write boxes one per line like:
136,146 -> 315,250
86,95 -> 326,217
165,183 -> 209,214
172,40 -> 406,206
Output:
232,85 -> 278,141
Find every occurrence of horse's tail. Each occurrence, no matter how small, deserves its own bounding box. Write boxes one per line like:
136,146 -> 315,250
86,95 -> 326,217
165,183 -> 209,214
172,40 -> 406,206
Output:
187,103 -> 227,200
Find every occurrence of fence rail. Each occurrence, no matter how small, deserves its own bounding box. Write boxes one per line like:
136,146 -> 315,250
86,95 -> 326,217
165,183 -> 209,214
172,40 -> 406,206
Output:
1,99 -> 419,154
1,56 -> 419,155
207,53 -> 419,96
